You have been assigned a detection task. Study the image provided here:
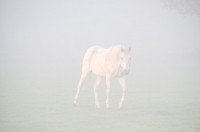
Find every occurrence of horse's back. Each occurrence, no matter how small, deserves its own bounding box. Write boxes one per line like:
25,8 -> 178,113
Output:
84,46 -> 101,61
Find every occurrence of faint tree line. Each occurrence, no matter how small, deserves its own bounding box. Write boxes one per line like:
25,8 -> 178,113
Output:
161,0 -> 200,18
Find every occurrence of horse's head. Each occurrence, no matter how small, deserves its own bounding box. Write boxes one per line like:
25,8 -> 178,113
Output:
120,47 -> 131,75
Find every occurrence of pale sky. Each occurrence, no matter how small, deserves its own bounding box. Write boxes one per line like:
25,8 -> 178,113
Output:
0,0 -> 200,89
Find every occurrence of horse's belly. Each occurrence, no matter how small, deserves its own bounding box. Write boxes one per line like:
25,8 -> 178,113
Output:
92,67 -> 106,77
90,54 -> 106,77
91,62 -> 106,77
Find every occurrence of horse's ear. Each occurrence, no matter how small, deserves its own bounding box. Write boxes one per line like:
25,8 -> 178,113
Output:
128,47 -> 131,52
121,47 -> 124,52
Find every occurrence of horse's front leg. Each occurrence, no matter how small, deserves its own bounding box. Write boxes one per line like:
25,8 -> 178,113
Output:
106,75 -> 111,108
118,77 -> 126,109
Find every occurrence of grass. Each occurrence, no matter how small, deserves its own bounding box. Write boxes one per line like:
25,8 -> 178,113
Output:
0,78 -> 200,132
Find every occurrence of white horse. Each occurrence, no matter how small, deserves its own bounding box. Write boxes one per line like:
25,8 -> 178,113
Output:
73,45 -> 131,109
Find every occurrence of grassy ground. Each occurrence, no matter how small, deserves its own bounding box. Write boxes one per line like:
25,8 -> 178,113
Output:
0,77 -> 200,132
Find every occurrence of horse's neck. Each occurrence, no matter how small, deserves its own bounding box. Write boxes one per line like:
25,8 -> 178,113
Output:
107,47 -> 120,62
110,64 -> 125,78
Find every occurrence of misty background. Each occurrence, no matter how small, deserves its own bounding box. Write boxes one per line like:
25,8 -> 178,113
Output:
0,0 -> 200,131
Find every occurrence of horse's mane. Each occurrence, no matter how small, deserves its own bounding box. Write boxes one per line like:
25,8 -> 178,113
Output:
108,45 -> 124,61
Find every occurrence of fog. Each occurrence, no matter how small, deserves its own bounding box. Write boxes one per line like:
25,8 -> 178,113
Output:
0,0 -> 200,131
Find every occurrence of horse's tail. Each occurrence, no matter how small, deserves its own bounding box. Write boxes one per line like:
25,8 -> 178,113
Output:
81,46 -> 99,72
80,46 -> 99,84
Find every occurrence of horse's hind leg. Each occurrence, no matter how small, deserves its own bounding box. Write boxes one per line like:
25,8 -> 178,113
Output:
118,77 -> 126,109
73,71 -> 90,106
106,75 -> 111,108
94,76 -> 102,108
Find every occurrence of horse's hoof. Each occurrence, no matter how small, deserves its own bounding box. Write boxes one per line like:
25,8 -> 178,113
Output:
106,105 -> 110,109
119,105 -> 123,109
119,103 -> 123,109
96,105 -> 101,109
73,102 -> 77,107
